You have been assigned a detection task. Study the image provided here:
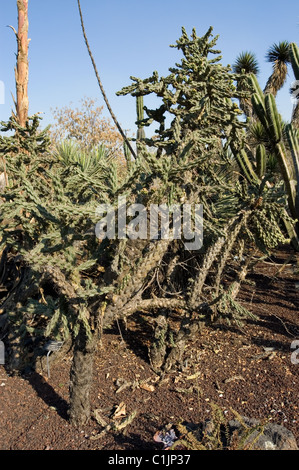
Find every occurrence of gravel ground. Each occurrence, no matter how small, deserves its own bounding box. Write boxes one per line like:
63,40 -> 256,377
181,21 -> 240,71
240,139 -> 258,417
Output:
0,248 -> 298,450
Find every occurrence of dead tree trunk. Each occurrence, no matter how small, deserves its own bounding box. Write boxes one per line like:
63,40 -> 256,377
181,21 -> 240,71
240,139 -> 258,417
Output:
15,0 -> 29,127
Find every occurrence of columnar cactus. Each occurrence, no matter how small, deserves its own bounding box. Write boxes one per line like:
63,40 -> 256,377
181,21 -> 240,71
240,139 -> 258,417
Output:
136,95 -> 146,141
234,148 -> 261,185
290,42 -> 299,80
290,42 -> 299,128
256,144 -> 267,179
249,73 -> 299,226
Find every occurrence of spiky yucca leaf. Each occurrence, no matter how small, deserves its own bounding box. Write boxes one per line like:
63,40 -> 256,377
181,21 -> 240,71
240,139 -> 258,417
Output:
233,52 -> 260,75
53,139 -> 112,173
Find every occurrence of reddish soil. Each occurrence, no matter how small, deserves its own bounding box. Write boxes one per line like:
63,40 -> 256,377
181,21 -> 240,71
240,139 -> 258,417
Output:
0,248 -> 298,451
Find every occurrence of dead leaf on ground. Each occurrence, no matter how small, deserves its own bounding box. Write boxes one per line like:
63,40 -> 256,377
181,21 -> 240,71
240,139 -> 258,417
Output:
140,382 -> 155,392
186,371 -> 201,380
224,375 -> 245,384
112,402 -> 126,419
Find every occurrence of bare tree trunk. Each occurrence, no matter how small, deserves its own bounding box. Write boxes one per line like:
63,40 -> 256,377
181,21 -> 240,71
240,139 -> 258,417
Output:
16,0 -> 29,127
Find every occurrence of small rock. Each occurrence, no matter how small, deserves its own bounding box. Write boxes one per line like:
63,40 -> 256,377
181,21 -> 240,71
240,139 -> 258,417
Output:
228,417 -> 298,450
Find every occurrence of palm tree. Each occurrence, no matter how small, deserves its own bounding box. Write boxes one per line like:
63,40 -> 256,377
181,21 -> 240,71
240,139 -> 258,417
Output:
264,41 -> 290,97
232,52 -> 260,118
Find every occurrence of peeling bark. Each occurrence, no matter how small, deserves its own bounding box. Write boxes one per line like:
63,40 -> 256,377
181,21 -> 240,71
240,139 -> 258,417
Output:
16,0 -> 29,127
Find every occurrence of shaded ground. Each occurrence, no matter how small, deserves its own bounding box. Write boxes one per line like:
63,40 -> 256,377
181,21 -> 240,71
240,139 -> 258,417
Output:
0,248 -> 298,450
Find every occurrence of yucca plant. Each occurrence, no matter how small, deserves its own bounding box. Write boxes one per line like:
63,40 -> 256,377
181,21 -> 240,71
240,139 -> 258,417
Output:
53,139 -> 112,174
264,41 -> 290,97
232,52 -> 260,118
233,51 -> 260,75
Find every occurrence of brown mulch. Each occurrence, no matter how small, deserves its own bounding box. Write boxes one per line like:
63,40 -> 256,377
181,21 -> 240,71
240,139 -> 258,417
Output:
0,248 -> 298,451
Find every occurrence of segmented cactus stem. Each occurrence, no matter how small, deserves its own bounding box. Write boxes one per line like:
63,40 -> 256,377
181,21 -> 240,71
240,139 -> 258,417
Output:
290,42 -> 299,80
235,149 -> 260,184
256,144 -> 267,178
136,95 -> 146,141
264,93 -> 282,143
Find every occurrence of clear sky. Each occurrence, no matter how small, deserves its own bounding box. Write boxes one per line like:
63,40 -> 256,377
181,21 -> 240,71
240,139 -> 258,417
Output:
1,0 -> 299,137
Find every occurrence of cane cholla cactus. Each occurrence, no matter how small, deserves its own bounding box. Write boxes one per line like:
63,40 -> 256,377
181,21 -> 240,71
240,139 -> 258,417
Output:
117,26 -> 245,158
0,28 -> 295,428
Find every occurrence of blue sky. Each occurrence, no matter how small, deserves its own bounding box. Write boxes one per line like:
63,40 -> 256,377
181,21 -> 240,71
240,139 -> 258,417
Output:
1,0 -> 299,137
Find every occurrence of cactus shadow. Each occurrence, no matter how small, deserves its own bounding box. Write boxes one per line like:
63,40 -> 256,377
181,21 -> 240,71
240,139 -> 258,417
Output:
24,370 -> 69,420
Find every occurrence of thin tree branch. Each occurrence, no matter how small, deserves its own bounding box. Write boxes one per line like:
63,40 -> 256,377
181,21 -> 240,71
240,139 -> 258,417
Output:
77,0 -> 137,160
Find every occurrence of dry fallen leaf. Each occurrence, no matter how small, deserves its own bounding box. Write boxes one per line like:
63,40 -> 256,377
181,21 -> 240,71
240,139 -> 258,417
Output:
186,371 -> 201,380
112,402 -> 127,419
140,383 -> 155,392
